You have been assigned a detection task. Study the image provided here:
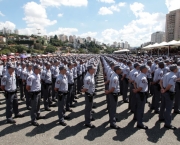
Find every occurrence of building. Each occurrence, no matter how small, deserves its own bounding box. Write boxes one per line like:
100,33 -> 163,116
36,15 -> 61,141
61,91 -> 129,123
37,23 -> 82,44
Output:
0,36 -> 6,43
59,34 -> 68,42
14,29 -> 19,35
151,31 -> 165,43
165,9 -> 180,42
69,35 -> 73,43
86,37 -> 91,42
124,41 -> 129,49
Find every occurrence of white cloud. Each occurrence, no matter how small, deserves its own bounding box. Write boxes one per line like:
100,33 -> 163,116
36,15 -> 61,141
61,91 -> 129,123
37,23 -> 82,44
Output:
0,11 -> 5,16
0,21 -> 16,30
98,2 -> 126,15
58,13 -> 63,17
98,7 -> 113,15
40,0 -> 88,7
23,2 -> 57,29
165,0 -> 180,11
79,31 -> 97,38
98,0 -> 115,3
48,27 -> 78,36
101,2 -> 166,46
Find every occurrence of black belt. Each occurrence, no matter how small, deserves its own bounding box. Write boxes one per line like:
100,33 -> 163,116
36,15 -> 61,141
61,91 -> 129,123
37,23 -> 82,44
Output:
74,78 -> 77,80
68,83 -> 74,86
112,92 -> 120,95
5,90 -> 17,94
58,91 -> 68,95
45,83 -> 52,85
31,91 -> 41,94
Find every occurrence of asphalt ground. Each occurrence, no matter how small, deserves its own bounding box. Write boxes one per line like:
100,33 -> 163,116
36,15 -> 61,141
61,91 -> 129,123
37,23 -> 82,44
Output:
0,66 -> 180,145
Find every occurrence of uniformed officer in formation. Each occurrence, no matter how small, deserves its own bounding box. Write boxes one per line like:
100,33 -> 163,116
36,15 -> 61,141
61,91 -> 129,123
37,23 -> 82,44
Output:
66,62 -> 75,112
1,64 -> 24,123
133,65 -> 148,129
159,64 -> 179,130
55,66 -> 70,126
82,65 -> 96,128
41,62 -> 56,111
105,65 -> 122,129
26,65 -> 45,126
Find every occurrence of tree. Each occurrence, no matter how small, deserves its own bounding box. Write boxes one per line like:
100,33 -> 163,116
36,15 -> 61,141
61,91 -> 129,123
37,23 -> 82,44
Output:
34,43 -> 44,50
54,35 -> 58,40
44,45 -> 57,53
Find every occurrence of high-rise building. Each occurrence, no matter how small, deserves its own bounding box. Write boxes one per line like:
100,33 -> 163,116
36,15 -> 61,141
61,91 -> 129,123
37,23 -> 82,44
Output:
165,9 -> 180,42
151,31 -> 165,43
69,35 -> 74,43
124,41 -> 129,49
14,29 -> 19,35
120,42 -> 124,48
86,37 -> 91,42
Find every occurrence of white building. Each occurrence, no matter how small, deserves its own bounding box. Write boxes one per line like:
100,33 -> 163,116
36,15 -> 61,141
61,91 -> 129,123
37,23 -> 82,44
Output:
124,41 -> 129,49
0,36 -> 6,42
151,31 -> 165,43
14,29 -> 19,35
86,37 -> 91,42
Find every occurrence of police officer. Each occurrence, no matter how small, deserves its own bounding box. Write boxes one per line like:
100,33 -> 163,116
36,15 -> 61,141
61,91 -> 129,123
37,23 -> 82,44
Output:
81,65 -> 96,128
73,61 -> 78,100
66,62 -> 75,112
133,65 -> 148,129
129,63 -> 140,112
151,61 -> 164,113
159,64 -> 178,130
105,66 -> 121,129
23,63 -> 33,110
122,61 -> 132,103
41,62 -> 56,111
1,64 -> 24,123
26,65 -> 45,126
174,61 -> 180,114
55,66 -> 70,126
77,60 -> 83,94
51,59 -> 59,102
18,62 -> 26,101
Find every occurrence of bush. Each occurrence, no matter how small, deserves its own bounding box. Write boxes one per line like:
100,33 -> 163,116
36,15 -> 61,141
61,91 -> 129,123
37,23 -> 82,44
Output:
44,45 -> 57,53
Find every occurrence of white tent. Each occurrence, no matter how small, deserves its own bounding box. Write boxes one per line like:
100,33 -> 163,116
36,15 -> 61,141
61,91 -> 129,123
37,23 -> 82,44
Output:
113,49 -> 130,53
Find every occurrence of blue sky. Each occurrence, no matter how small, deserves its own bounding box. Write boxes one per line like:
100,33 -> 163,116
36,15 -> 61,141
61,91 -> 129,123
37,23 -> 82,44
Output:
0,0 -> 179,46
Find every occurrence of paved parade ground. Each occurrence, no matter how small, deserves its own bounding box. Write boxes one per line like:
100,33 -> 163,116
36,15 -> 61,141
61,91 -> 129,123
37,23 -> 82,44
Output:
0,71 -> 180,145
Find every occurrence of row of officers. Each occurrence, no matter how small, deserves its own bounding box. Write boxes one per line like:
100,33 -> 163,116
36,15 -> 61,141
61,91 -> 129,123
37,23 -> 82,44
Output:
102,55 -> 180,130
0,56 -> 100,127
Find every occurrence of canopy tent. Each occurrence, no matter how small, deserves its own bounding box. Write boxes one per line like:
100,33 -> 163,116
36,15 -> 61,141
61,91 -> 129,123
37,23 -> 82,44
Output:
113,49 -> 130,53
142,40 -> 180,56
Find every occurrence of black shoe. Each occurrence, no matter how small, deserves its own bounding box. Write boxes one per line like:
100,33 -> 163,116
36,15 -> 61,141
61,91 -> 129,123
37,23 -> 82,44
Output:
91,118 -> 95,121
131,110 -> 134,113
49,104 -> 57,107
110,125 -> 120,129
164,125 -> 176,130
64,116 -> 70,120
85,123 -> 95,128
174,110 -> 180,114
137,125 -> 148,130
116,118 -> 118,121
36,116 -> 45,120
66,109 -> 73,112
52,99 -> 58,102
59,121 -> 67,126
91,110 -> 95,114
75,96 -> 79,99
7,119 -> 16,124
92,105 -> 96,109
27,106 -> 32,110
73,100 -> 78,103
15,114 -> 24,118
123,100 -> 129,103
70,104 -> 76,108
158,119 -> 165,122
32,122 -> 39,126
155,111 -> 159,114
150,107 -> 155,110
133,118 -> 137,121
21,98 -> 26,101
45,108 -> 51,111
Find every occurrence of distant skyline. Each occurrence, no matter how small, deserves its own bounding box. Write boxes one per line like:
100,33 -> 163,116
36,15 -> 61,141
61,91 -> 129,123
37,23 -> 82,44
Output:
0,0 -> 179,46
